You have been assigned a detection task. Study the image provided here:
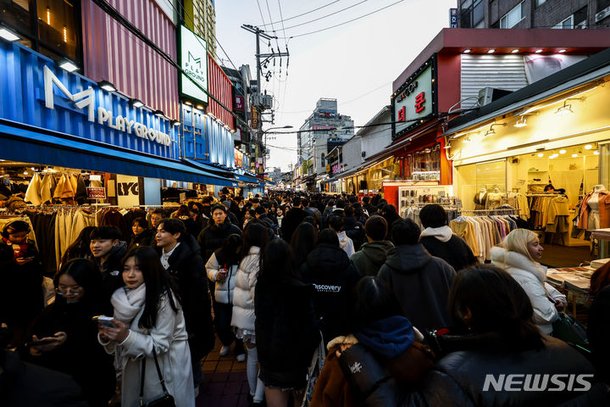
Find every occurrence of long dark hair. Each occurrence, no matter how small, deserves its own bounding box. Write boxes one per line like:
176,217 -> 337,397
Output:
121,247 -> 179,329
216,233 -> 242,266
352,276 -> 405,331
259,238 -> 298,283
290,222 -> 318,268
241,222 -> 269,260
61,226 -> 96,265
448,265 -> 543,351
54,258 -> 103,309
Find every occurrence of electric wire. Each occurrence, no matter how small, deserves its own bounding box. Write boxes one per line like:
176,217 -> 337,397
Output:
281,0 -> 369,31
278,0 -> 404,39
259,0 -> 342,27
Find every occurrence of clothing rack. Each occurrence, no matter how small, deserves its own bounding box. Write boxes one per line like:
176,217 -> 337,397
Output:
460,208 -> 517,215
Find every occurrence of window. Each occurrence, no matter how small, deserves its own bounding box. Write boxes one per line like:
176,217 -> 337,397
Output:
0,0 -> 82,65
460,0 -> 484,28
536,0 -> 547,6
553,15 -> 574,29
500,1 -> 525,28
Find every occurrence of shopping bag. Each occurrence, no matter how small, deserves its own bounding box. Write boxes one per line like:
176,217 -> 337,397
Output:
552,312 -> 590,353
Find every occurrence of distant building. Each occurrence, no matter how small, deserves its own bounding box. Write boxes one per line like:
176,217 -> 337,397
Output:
458,0 -> 609,30
183,0 -> 217,59
296,98 -> 354,191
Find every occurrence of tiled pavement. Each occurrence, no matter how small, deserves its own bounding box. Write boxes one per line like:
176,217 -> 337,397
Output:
196,340 -> 250,407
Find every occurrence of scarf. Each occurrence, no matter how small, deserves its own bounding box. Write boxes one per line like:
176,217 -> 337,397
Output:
420,226 -> 453,243
111,283 -> 146,323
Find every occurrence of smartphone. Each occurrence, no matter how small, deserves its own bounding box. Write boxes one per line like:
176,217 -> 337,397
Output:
27,337 -> 57,347
92,315 -> 115,327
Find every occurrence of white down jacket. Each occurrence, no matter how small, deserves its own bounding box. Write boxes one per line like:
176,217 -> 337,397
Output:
231,246 -> 261,332
491,246 -> 565,335
205,252 -> 238,304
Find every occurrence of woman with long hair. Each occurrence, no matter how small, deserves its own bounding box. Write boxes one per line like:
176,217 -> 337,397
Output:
60,226 -> 96,266
98,246 -> 194,407
205,233 -> 245,361
490,229 -> 566,334
290,222 -> 318,269
231,222 -> 269,406
588,262 -> 610,383
412,265 -> 601,406
256,239 -> 319,407
27,259 -> 115,407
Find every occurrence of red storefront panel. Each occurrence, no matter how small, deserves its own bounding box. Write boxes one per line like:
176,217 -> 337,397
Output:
207,54 -> 235,130
81,0 -> 179,120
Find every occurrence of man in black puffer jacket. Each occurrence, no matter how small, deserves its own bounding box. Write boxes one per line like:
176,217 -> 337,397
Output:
197,204 -> 242,263
300,229 -> 361,345
156,219 -> 215,391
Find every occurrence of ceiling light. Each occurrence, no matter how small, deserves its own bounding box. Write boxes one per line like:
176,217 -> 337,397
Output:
549,153 -> 559,159
130,98 -> 144,108
184,100 -> 192,106
511,49 -> 520,54
555,100 -> 573,115
558,49 -> 566,53
463,49 -> 471,54
487,49 -> 495,54
484,122 -> 506,136
0,26 -> 20,42
514,116 -> 527,128
594,150 -> 600,155
98,80 -> 116,92
571,153 -> 578,158
153,109 -> 165,118
559,149 -> 567,154
59,59 -> 79,72
171,120 -> 181,126
535,49 -> 543,54
584,144 -> 593,150
537,153 -> 544,157
196,105 -> 204,110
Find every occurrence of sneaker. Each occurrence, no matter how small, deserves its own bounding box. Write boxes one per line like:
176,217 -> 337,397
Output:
236,353 -> 246,362
219,345 -> 230,357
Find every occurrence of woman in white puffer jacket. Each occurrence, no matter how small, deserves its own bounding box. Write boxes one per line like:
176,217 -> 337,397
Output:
231,222 -> 268,406
491,229 -> 566,335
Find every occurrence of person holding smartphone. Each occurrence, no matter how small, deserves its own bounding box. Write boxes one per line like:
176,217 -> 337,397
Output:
25,258 -> 115,407
98,246 -> 195,407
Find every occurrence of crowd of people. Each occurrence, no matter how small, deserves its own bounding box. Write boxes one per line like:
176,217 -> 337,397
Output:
1,190 -> 610,407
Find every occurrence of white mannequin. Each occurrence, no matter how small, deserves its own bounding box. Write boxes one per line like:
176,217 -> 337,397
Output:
587,185 -> 606,230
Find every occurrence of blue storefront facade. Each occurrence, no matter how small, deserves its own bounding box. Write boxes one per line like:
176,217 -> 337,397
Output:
0,39 -> 238,205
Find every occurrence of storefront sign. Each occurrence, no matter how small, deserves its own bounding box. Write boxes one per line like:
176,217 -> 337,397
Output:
449,8 -> 458,28
43,66 -> 171,147
180,25 -> 208,103
117,175 -> 141,207
393,61 -> 436,137
86,187 -> 106,199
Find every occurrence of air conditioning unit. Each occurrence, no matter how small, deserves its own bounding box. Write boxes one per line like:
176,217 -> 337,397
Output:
477,87 -> 513,107
595,6 -> 610,23
361,151 -> 366,158
261,95 -> 273,110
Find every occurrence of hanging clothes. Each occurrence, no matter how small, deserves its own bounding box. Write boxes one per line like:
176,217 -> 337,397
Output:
25,173 -> 43,205
450,214 -> 517,262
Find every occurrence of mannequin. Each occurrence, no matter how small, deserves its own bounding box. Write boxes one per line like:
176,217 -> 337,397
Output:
486,186 -> 503,209
474,187 -> 487,210
586,185 -> 607,230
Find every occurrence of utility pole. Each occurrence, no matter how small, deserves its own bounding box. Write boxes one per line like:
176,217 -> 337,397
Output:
241,24 -> 289,179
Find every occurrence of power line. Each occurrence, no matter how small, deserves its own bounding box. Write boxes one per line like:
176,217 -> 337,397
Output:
342,81 -> 392,104
279,0 -> 404,39
282,0 -> 369,31
259,0 -> 342,27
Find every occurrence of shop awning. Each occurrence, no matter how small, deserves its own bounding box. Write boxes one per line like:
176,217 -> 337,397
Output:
234,173 -> 260,184
182,158 -> 234,178
0,119 -> 237,187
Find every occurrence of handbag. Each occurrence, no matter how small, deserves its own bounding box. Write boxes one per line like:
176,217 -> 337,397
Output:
552,312 -> 590,354
139,348 -> 176,407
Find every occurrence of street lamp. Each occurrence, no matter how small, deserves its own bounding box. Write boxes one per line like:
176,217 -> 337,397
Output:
259,125 -> 293,175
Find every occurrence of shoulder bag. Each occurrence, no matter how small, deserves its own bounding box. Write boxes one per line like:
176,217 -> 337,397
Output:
139,347 -> 176,407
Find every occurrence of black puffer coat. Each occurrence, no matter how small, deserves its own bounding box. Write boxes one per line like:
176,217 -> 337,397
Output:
197,220 -> 242,263
163,234 -> 215,360
300,243 -> 361,344
255,276 -> 320,387
407,335 -> 609,407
